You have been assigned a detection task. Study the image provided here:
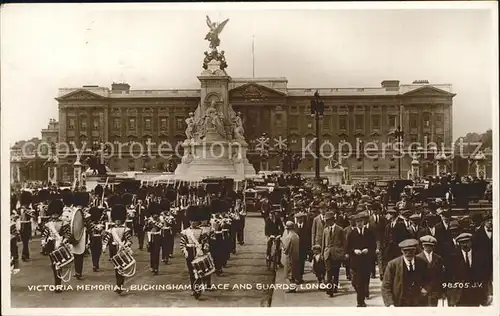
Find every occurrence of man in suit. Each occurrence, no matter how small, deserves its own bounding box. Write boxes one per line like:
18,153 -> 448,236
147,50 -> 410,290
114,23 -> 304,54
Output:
447,233 -> 489,306
382,239 -> 429,306
472,213 -> 492,302
294,212 -> 310,282
264,209 -> 284,268
346,211 -> 376,307
382,208 -> 411,278
283,221 -> 301,293
366,206 -> 384,279
311,202 -> 327,250
321,211 -> 346,297
417,235 -> 445,306
343,215 -> 356,280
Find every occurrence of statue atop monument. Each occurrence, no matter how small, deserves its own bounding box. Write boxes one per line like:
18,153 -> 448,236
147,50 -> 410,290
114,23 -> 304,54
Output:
205,15 -> 229,51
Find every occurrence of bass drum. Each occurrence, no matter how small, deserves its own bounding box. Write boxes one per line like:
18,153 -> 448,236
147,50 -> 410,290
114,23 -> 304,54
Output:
71,209 -> 85,242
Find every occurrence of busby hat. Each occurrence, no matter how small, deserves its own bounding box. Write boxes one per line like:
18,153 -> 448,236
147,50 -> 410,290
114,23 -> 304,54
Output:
74,191 -> 90,207
61,189 -> 73,206
121,193 -> 134,205
11,193 -> 18,211
398,239 -> 418,250
420,235 -> 437,246
111,204 -> 126,222
94,184 -> 103,198
89,206 -> 102,222
148,202 -> 161,216
198,206 -> 211,221
186,205 -> 200,222
47,199 -> 64,217
160,199 -> 171,211
107,195 -> 122,208
19,190 -> 33,206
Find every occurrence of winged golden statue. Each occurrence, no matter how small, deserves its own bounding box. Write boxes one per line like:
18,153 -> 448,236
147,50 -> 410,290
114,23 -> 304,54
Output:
205,15 -> 229,50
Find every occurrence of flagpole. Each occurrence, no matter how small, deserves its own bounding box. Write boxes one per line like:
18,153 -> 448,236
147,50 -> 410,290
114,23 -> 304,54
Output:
252,35 -> 255,78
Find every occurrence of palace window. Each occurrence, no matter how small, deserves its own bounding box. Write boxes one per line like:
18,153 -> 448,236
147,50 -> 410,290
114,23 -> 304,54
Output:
275,113 -> 283,129
423,112 -> 431,128
128,118 -> 136,130
435,114 -> 444,128
409,134 -> 418,142
176,117 -> 184,130
144,118 -> 152,130
80,118 -> 87,130
160,117 -> 168,130
93,117 -> 99,130
388,115 -> 396,128
371,114 -> 380,130
68,118 -> 76,130
410,114 -> 418,129
289,115 -> 299,129
339,115 -> 347,130
355,115 -> 364,130
323,116 -> 331,130
113,118 -> 120,130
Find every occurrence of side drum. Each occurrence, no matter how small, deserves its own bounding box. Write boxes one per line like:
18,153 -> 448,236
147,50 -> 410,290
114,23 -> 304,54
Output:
191,253 -> 215,279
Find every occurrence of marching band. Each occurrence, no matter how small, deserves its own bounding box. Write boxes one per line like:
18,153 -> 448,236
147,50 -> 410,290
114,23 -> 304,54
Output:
10,180 -> 244,300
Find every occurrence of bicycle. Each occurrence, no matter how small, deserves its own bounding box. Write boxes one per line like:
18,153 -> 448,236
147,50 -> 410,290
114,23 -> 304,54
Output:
266,235 -> 282,272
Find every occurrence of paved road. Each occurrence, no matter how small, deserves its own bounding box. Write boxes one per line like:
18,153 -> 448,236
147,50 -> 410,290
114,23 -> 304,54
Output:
11,214 -> 275,307
272,261 -> 383,307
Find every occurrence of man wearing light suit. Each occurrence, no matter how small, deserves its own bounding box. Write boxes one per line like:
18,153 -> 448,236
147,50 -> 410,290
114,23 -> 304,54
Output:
311,202 -> 327,249
321,211 -> 347,297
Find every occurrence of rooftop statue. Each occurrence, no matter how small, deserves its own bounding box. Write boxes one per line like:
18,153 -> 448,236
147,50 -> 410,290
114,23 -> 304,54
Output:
205,15 -> 229,50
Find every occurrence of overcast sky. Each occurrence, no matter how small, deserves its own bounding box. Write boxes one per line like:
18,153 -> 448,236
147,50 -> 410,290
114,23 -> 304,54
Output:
1,3 -> 497,146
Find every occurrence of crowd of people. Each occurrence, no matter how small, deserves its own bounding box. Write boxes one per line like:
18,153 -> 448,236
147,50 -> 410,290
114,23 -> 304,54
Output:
259,175 -> 492,307
10,183 -> 247,299
10,172 -> 493,307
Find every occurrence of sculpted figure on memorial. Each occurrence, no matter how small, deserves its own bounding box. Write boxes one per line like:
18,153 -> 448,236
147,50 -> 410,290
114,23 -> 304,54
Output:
185,112 -> 196,140
232,112 -> 245,141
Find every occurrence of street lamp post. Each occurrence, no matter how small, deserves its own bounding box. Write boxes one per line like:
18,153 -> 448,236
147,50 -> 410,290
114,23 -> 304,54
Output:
394,126 -> 404,179
255,133 -> 270,172
310,91 -> 324,181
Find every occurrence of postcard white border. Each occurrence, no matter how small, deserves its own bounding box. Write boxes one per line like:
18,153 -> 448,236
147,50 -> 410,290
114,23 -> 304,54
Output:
1,1 -> 498,316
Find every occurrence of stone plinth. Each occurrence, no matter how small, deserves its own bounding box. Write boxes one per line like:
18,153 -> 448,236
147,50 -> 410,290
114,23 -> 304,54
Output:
175,129 -> 255,181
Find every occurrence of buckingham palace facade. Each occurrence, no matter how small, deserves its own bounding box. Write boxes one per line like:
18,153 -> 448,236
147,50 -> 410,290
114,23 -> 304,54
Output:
53,78 -> 454,181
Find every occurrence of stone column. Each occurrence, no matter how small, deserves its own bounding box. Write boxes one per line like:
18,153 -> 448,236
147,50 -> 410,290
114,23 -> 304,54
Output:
435,152 -> 447,176
411,159 -> 420,180
73,161 -> 83,187
474,151 -> 486,178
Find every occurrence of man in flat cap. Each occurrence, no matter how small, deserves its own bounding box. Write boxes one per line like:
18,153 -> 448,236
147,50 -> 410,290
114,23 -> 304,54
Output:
321,211 -> 346,297
447,233 -> 489,306
417,235 -> 444,306
311,202 -> 328,250
382,239 -> 429,306
294,212 -> 310,282
283,221 -> 300,292
472,213 -> 492,301
346,212 -> 376,307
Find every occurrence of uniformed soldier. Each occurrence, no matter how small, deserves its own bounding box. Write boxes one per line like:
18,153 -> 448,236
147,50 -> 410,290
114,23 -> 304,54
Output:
19,190 -> 35,261
40,199 -> 71,292
179,206 -> 211,300
144,202 -> 163,274
102,204 -> 133,294
10,210 -> 21,274
210,205 -> 224,276
199,205 -> 214,289
88,207 -> 105,272
160,199 -> 175,263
